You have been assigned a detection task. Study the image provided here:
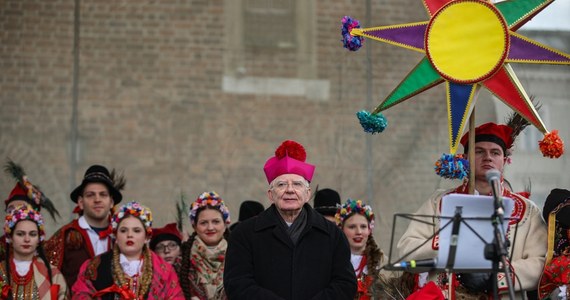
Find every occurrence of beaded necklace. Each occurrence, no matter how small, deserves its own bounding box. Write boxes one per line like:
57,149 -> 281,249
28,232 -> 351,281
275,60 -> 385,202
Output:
111,245 -> 153,299
9,259 -> 39,300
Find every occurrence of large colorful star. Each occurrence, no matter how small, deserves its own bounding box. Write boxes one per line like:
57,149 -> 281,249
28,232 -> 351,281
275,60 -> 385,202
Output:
349,0 -> 570,154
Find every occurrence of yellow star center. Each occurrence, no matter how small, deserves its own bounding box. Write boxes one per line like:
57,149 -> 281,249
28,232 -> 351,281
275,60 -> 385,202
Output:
426,0 -> 509,83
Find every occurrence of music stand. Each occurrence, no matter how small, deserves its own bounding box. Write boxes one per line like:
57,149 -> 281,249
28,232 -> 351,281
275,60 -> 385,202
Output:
437,194 -> 514,271
384,195 -> 514,297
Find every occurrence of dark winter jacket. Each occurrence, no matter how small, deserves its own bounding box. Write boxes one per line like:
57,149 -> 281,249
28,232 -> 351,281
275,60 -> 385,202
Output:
224,204 -> 357,300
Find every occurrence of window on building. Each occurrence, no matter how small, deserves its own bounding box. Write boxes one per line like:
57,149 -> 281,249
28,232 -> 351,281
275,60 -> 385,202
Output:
243,0 -> 296,49
223,0 -> 329,100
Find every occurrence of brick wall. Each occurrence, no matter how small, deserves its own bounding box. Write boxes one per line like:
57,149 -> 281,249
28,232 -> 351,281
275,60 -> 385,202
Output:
2,0 -> 568,253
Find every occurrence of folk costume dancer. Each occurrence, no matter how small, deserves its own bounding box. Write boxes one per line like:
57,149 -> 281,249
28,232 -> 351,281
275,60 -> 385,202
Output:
0,205 -> 68,299
538,188 -> 570,300
398,123 -> 547,299
1,160 -> 60,262
177,191 -> 231,300
44,165 -> 124,288
72,201 -> 184,299
336,199 -> 389,300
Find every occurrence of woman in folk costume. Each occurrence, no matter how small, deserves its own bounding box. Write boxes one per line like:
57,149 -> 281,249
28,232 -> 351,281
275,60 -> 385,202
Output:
335,199 -> 387,300
72,201 -> 184,299
1,160 -> 61,263
538,188 -> 570,300
177,191 -> 231,300
0,205 -> 68,299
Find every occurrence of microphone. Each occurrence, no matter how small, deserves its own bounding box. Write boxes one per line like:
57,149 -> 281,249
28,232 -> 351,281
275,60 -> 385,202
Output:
393,258 -> 437,269
485,169 -> 504,217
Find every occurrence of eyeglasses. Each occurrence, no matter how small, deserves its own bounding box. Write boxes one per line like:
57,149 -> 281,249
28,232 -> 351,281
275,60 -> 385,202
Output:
272,180 -> 307,192
154,242 -> 179,253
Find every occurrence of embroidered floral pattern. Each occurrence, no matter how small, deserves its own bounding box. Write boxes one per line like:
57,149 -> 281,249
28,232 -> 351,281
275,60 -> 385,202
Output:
4,205 -> 45,242
111,201 -> 153,237
540,255 -> 570,299
335,199 -> 375,229
189,237 -> 227,299
189,192 -> 231,225
85,256 -> 101,281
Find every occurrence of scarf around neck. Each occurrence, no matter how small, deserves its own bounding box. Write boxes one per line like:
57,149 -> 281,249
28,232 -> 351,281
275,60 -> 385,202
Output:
276,205 -> 308,245
191,236 -> 227,299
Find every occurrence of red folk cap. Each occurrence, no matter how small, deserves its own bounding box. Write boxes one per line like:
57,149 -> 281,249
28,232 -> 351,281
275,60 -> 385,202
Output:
5,183 -> 38,210
460,122 -> 514,154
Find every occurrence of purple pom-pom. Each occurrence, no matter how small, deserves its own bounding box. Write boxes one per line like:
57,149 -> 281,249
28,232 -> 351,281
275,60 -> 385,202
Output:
356,110 -> 387,134
341,16 -> 363,51
434,153 -> 470,180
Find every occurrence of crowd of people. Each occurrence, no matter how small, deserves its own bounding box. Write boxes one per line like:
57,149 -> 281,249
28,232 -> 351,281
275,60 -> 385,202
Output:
0,122 -> 568,299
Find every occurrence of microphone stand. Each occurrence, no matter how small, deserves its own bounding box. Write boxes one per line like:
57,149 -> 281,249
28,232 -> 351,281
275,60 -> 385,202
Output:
446,206 -> 463,270
486,191 -> 516,300
447,206 -> 463,299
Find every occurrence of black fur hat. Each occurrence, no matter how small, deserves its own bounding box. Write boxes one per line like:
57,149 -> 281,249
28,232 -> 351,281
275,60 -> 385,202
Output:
70,165 -> 123,204
313,188 -> 341,217
229,200 -> 264,231
543,188 -> 570,227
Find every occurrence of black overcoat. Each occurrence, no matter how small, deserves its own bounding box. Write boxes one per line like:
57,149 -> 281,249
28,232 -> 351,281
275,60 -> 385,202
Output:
224,204 -> 357,300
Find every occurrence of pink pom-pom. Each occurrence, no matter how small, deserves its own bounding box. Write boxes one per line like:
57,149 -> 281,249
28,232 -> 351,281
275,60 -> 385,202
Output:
341,16 -> 363,51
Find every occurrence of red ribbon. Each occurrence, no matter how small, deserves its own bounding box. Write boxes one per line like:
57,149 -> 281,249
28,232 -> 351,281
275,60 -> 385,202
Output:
406,281 -> 445,300
50,284 -> 60,299
93,284 -> 137,300
355,255 -> 367,278
355,255 -> 372,300
1,285 -> 12,300
72,205 -> 82,214
357,276 -> 372,300
98,227 -> 113,240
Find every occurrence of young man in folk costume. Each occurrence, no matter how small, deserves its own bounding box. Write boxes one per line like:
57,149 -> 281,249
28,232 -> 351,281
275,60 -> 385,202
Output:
397,122 -> 547,299
44,165 -> 124,289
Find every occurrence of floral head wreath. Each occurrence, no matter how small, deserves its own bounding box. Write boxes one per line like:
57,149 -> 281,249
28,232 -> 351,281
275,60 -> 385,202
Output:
335,199 -> 375,230
4,204 -> 46,242
111,201 -> 153,237
189,191 -> 231,225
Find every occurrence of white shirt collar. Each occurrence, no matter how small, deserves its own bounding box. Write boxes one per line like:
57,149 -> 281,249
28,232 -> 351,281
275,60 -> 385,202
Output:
78,216 -> 92,230
119,253 -> 142,277
13,259 -> 32,276
77,215 -> 110,256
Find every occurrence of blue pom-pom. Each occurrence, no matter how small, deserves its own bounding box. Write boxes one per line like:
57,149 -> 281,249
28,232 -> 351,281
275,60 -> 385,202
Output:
356,110 -> 388,134
341,16 -> 364,51
434,153 -> 470,180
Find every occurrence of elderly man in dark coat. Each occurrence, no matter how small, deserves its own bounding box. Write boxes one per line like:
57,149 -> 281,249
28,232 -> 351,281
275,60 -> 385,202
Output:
224,140 -> 357,300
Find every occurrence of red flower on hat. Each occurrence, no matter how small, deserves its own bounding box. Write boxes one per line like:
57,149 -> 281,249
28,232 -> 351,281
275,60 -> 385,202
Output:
275,140 -> 307,162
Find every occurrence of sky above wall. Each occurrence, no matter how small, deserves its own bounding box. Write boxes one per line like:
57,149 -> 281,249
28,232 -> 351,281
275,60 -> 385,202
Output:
518,0 -> 570,31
